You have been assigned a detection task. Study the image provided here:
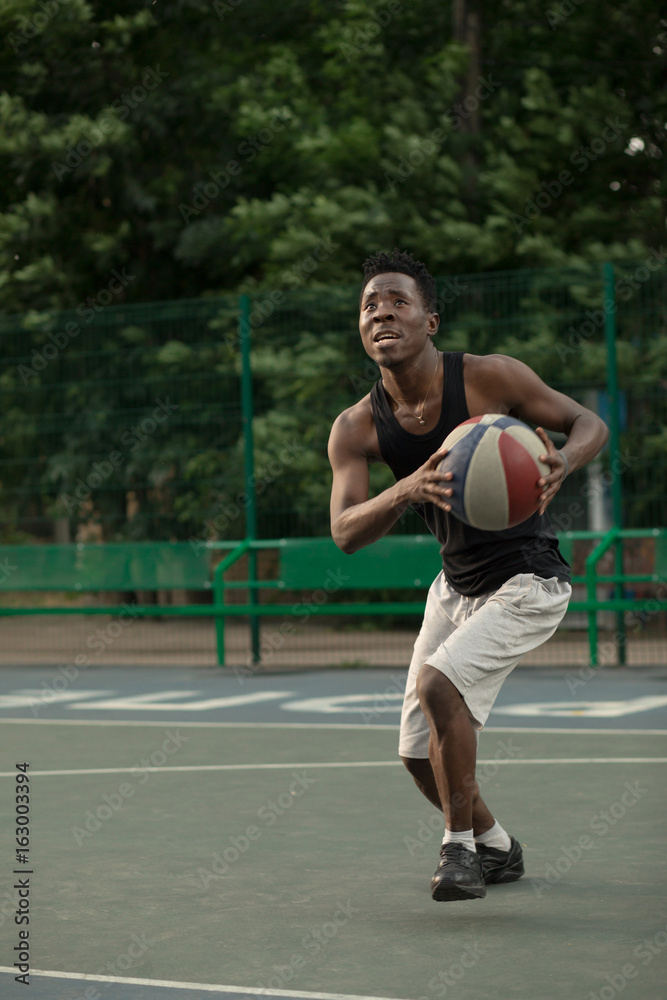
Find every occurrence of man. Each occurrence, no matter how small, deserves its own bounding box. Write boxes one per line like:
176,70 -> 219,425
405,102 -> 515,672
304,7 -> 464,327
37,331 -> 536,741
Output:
328,249 -> 608,902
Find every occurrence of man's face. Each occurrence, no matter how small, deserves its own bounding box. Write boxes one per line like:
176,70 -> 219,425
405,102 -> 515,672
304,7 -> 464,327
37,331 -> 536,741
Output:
359,272 -> 439,368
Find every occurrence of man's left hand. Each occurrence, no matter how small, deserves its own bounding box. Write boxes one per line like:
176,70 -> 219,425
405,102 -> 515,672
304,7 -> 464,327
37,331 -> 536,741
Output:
535,426 -> 568,515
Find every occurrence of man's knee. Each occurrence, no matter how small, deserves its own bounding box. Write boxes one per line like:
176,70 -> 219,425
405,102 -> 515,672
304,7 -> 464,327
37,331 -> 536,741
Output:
401,755 -> 443,810
401,755 -> 428,780
416,663 -> 462,716
415,662 -> 440,704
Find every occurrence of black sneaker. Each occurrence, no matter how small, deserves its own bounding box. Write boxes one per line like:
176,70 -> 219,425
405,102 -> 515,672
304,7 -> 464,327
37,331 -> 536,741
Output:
476,836 -> 524,884
431,843 -> 486,901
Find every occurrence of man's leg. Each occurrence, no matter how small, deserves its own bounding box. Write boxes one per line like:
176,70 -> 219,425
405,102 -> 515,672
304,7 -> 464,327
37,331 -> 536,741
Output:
409,574 -> 571,897
413,664 -> 487,900
417,667 -> 476,831
399,572 -> 501,848
400,757 -> 496,836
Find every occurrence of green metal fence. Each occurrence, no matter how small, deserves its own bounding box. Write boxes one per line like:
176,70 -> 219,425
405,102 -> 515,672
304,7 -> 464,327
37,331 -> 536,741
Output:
1,259 -> 665,546
0,531 -> 665,670
0,260 -> 665,668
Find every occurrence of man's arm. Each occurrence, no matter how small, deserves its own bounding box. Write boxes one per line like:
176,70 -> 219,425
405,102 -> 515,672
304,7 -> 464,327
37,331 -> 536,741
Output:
328,408 -> 450,553
468,354 -> 610,514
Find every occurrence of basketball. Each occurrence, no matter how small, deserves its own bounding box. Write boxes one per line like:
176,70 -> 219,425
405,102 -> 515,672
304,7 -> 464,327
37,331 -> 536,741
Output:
438,414 -> 550,531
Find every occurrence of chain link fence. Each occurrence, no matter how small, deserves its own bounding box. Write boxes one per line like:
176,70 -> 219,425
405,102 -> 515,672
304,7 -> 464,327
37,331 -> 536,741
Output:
1,260 -> 665,667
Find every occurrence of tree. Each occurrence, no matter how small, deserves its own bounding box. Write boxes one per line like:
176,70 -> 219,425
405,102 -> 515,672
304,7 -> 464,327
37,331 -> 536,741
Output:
0,1 -> 664,540
1,0 -> 665,314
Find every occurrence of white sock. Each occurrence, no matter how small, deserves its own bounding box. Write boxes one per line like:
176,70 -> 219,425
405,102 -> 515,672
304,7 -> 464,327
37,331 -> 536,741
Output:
475,820 -> 511,851
442,828 -> 476,852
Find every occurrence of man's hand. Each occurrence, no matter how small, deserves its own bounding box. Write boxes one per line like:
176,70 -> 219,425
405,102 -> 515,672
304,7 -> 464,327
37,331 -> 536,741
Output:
397,445 -> 454,513
535,426 -> 567,515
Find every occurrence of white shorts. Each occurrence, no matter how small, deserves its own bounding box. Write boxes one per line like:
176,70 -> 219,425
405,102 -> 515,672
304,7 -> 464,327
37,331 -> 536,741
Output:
399,572 -> 571,758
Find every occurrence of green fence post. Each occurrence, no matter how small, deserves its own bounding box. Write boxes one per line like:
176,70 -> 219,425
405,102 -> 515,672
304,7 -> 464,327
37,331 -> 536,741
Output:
603,263 -> 626,665
239,294 -> 260,664
585,527 -> 620,666
213,540 -> 250,666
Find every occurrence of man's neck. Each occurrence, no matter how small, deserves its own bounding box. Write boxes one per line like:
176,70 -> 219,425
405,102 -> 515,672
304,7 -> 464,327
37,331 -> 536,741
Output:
381,348 -> 441,404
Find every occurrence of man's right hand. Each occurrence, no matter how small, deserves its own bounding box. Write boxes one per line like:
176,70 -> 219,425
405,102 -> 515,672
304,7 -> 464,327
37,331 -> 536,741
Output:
396,445 -> 453,513
329,405 -> 454,552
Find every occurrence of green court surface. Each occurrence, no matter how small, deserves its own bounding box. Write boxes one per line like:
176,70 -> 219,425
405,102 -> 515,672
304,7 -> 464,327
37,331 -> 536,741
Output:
1,720 -> 667,1000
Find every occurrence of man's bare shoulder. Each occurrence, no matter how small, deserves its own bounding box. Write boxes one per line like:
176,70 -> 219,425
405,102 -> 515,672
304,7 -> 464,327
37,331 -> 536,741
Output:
332,393 -> 373,430
462,352 -> 533,415
329,393 -> 382,463
463,352 -> 518,377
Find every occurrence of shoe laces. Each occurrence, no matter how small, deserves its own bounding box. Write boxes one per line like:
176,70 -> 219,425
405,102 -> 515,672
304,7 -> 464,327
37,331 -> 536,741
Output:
439,842 -> 475,863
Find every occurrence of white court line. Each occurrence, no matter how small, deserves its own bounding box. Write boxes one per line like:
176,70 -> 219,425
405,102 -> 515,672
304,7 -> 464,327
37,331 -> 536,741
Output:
0,762 -> 401,777
0,718 -> 400,730
0,718 -> 666,735
0,757 -> 665,778
487,726 -> 667,735
0,967 -> 413,1000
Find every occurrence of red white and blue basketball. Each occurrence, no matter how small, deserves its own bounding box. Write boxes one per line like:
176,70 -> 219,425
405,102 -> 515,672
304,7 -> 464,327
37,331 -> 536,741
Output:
438,414 -> 550,531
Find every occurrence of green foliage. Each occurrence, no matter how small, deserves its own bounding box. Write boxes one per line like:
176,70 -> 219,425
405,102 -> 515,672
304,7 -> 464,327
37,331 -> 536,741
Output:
0,0 -> 665,311
0,1 -> 665,539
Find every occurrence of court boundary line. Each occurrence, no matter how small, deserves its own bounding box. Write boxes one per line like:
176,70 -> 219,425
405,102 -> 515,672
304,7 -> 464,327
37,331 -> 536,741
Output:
0,967 -> 415,1000
0,757 -> 665,778
0,719 -> 666,735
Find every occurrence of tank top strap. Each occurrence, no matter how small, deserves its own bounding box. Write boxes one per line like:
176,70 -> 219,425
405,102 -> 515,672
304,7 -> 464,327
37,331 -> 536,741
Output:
441,350 -> 467,427
370,351 -> 467,478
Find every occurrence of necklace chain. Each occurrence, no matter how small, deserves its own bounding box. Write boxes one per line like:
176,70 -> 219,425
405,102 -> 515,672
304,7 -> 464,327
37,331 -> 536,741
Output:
382,351 -> 440,426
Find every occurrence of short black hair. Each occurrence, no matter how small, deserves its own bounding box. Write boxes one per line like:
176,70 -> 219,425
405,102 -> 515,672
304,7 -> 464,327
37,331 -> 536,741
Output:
360,249 -> 437,313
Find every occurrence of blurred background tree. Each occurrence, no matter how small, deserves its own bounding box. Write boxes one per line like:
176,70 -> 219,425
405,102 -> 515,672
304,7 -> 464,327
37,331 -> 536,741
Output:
0,0 -> 664,541
0,0 -> 664,311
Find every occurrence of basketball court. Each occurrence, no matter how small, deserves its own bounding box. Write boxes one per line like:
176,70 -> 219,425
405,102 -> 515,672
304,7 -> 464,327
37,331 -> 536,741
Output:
1,664 -> 666,1000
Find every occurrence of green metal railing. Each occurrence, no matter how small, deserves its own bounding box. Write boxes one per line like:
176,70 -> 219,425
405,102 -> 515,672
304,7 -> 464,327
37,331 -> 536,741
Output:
0,530 -> 664,666
206,530 -> 667,666
582,527 -> 667,665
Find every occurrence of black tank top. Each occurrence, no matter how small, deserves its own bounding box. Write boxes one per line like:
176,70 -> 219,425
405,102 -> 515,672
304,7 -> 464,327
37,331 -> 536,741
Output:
370,351 -> 571,595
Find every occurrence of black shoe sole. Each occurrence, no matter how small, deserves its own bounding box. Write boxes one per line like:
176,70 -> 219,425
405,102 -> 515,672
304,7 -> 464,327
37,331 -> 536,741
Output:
432,880 -> 487,901
486,865 -> 524,885
478,836 -> 525,885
